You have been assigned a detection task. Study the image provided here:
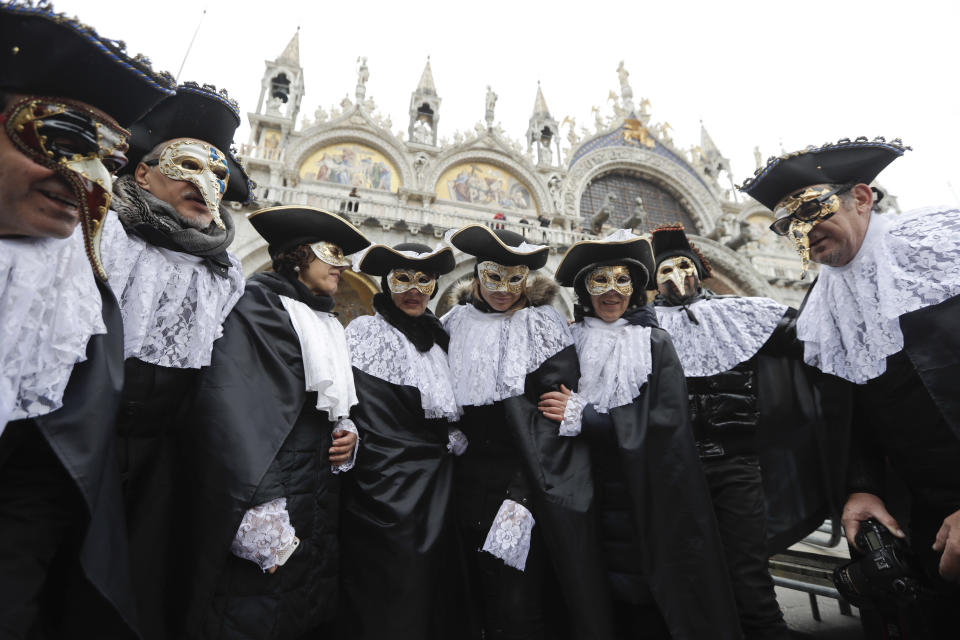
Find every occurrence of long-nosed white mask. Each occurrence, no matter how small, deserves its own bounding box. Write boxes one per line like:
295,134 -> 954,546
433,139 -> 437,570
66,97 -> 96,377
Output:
157,138 -> 230,229
656,256 -> 699,299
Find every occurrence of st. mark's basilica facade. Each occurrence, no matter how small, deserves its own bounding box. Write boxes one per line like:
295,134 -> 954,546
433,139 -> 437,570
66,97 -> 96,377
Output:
227,31 -> 901,324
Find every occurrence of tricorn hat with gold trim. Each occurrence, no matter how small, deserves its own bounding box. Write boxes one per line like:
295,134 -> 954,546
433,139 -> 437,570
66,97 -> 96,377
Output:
445,225 -> 549,269
248,206 -> 370,257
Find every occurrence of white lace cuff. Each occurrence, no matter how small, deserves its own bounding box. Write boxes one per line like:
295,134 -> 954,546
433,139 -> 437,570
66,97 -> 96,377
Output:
482,499 -> 536,571
331,418 -> 359,474
447,428 -> 469,456
230,497 -> 298,572
559,391 -> 584,436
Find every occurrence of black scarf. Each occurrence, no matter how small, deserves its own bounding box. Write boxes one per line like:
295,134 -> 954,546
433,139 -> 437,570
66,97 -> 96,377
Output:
111,174 -> 235,277
373,293 -> 448,352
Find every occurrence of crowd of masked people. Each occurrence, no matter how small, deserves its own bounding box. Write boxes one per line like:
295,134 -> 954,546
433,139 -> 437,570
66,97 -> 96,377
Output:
2,3 -> 959,639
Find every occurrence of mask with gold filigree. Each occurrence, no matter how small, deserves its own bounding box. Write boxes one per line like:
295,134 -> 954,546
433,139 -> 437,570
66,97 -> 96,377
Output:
153,138 -> 229,229
387,269 -> 437,296
310,241 -> 351,267
2,96 -> 129,281
478,261 -> 529,294
656,256 -> 699,300
770,184 -> 851,279
585,265 -> 633,297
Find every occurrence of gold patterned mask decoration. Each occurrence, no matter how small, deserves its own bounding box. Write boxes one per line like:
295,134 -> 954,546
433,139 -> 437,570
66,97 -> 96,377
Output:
656,256 -> 698,297
771,184 -> 848,279
310,241 -> 351,267
157,138 -> 230,229
478,261 -> 529,293
3,97 -> 130,281
585,265 -> 633,297
387,269 -> 437,296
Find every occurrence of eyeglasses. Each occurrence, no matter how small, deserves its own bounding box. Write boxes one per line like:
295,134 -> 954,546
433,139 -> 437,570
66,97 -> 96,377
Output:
769,184 -> 853,236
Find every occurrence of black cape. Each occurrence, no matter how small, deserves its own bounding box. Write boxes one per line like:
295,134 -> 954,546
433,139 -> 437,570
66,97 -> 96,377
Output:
179,272 -> 342,639
6,281 -> 138,637
601,327 -> 742,639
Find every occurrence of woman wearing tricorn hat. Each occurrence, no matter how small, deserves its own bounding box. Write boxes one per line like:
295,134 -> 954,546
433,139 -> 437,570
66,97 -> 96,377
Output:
339,242 -> 466,639
441,225 -> 614,640
542,229 -> 741,639
180,206 -> 368,639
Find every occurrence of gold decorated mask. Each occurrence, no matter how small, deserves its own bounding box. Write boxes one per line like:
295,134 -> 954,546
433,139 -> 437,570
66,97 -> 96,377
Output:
4,97 -> 130,281
478,261 -> 529,294
387,269 -> 437,296
656,256 -> 698,297
585,265 -> 633,297
157,138 -> 230,229
310,241 -> 351,267
771,184 -> 848,279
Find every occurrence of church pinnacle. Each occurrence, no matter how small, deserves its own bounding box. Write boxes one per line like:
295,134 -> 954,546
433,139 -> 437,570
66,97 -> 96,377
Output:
277,28 -> 300,67
408,57 -> 441,146
417,57 -> 436,95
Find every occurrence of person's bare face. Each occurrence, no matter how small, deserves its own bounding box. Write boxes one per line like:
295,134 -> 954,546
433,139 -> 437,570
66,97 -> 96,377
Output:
804,183 -> 873,267
590,290 -> 629,322
479,284 -> 521,311
391,288 -> 430,317
298,255 -> 346,296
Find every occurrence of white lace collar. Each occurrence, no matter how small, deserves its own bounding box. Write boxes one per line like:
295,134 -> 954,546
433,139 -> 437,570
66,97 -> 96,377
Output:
442,304 -> 572,407
655,297 -> 786,378
279,296 -> 358,420
798,206 -> 960,383
570,317 -> 653,413
0,227 -> 106,428
100,212 -> 244,369
346,313 -> 461,421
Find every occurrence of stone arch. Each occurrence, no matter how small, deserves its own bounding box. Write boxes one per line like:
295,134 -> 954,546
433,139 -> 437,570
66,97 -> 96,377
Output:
426,146 -> 551,217
283,125 -> 414,192
687,235 -> 775,298
561,146 -> 723,236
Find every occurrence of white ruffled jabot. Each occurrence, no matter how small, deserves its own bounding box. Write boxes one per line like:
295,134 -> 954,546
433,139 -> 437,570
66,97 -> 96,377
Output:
798,206 -> 960,383
100,213 -> 244,369
442,304 -> 573,407
346,313 -> 462,421
279,296 -> 358,420
655,297 -> 787,378
0,228 -> 106,429
570,317 -> 653,413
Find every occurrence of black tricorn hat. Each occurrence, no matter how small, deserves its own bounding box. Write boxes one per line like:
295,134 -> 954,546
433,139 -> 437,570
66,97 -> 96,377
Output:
0,2 -> 175,127
355,242 -> 455,276
651,225 -> 711,279
555,229 -> 656,291
446,225 -> 549,269
123,82 -> 253,203
738,137 -> 909,210
248,206 -> 370,257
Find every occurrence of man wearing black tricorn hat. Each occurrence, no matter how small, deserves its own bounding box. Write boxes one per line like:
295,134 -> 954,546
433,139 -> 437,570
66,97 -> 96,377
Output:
741,137 -> 960,634
97,81 -> 252,640
0,1 -> 174,636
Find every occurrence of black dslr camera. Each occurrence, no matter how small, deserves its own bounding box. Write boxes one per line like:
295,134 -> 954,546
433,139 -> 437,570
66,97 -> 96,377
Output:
833,518 -> 923,607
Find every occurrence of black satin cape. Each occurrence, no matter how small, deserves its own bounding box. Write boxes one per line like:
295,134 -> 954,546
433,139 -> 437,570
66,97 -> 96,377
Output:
602,327 -> 741,639
339,365 -> 457,639
12,281 -> 138,637
178,272 -> 335,637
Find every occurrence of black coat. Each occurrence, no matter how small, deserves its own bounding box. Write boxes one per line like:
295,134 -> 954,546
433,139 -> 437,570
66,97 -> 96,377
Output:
584,327 -> 742,640
180,273 -> 342,640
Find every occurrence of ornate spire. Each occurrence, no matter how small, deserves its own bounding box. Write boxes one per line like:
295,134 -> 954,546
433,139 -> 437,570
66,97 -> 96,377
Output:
277,28 -> 300,67
532,81 -> 550,117
417,56 -> 436,95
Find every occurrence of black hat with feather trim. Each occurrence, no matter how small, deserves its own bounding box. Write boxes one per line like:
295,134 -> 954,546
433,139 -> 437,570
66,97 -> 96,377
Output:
738,136 -> 909,210
0,1 -> 175,127
651,224 -> 711,279
444,224 -> 549,269
247,205 -> 370,258
122,82 -> 253,203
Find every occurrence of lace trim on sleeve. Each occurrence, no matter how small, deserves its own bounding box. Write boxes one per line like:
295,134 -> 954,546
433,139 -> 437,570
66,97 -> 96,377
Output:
230,497 -> 298,571
482,499 -> 536,571
559,391 -> 584,436
447,427 -> 469,456
99,213 -> 244,369
654,297 -> 787,378
346,314 -> 461,421
331,418 -> 359,474
570,320 -> 652,413
0,229 -> 105,426
798,207 -> 960,383
443,305 -> 573,407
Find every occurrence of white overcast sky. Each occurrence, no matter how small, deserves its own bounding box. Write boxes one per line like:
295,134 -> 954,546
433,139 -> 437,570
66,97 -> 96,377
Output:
58,0 -> 960,210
